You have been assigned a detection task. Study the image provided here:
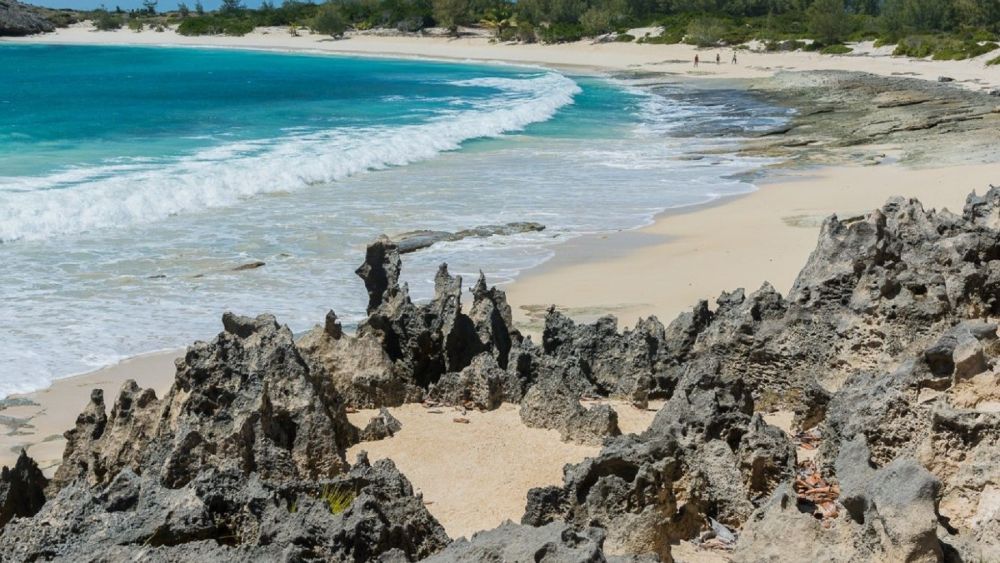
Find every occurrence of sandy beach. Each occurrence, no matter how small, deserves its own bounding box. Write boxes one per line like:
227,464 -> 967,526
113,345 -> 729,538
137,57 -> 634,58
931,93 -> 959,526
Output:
5,24 -> 1000,91
2,26 -> 999,552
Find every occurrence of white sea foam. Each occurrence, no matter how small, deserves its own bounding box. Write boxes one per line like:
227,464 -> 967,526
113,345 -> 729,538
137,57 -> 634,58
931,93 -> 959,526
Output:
0,72 -> 580,243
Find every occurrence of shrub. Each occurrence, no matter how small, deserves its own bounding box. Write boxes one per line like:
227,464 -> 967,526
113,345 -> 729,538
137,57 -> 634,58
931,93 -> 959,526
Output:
894,35 -> 998,60
93,10 -> 123,30
685,18 -> 725,47
540,22 -> 583,43
432,0 -> 468,35
312,3 -> 347,37
128,18 -> 143,31
516,21 -> 536,43
821,44 -> 852,54
615,33 -> 635,42
808,0 -> 851,45
580,7 -> 613,37
765,39 -> 806,51
176,15 -> 254,36
989,54 -> 1000,66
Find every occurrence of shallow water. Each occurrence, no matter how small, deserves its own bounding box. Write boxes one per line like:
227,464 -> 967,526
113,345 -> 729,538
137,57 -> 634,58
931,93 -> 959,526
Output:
0,44 -> 789,396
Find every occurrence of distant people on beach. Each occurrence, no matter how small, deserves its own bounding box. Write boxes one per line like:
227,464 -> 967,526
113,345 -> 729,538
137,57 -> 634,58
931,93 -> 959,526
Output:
732,50 -> 738,64
716,53 -> 720,64
694,54 -> 699,67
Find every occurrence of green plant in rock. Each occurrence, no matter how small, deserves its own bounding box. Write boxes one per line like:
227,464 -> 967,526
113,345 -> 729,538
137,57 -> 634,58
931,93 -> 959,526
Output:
321,486 -> 355,514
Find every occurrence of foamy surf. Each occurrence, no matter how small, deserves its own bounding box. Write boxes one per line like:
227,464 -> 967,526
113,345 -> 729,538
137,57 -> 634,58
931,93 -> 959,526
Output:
0,71 -> 579,243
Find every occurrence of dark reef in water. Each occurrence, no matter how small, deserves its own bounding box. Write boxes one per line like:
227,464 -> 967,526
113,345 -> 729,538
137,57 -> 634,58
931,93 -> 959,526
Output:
4,185 -> 1000,561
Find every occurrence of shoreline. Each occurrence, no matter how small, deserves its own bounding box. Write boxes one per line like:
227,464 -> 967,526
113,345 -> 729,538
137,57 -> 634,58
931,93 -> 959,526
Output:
5,25 -> 1000,90
3,26 -> 999,472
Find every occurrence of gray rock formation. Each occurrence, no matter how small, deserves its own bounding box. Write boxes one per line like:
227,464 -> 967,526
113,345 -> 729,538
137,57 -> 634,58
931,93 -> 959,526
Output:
0,452 -> 449,561
523,361 -> 794,560
360,407 -> 403,441
428,352 -> 523,409
8,186 -> 1000,560
392,222 -> 545,254
0,314 -> 446,560
0,0 -> 54,36
519,376 -> 621,445
425,521 -> 657,562
0,450 -> 47,531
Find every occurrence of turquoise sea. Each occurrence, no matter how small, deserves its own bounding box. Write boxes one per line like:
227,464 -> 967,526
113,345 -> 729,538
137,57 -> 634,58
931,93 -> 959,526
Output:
0,43 -> 788,396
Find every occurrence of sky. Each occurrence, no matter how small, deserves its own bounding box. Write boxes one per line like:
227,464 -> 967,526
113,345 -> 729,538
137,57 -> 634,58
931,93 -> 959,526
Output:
30,0 -> 268,10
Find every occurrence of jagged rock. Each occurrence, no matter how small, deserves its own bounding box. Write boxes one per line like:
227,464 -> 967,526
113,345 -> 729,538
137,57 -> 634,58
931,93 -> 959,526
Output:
52,312 -> 359,493
298,316 -> 419,409
0,453 -> 449,561
735,442 -> 942,562
523,362 -> 793,560
424,521 -> 656,562
542,311 -> 667,401
0,450 -> 48,531
360,407 -> 403,441
524,434 -> 684,560
428,352 -> 523,409
0,0 -> 54,36
353,238 -> 522,397
519,377 -> 620,446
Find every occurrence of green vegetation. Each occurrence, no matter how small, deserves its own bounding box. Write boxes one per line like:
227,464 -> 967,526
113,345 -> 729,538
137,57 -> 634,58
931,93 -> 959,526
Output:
433,0 -> 469,35
821,43 -> 852,54
321,486 -> 355,514
989,54 -> 1000,65
892,34 -> 998,59
74,0 -> 998,55
312,2 -> 347,37
287,486 -> 355,514
92,9 -> 123,30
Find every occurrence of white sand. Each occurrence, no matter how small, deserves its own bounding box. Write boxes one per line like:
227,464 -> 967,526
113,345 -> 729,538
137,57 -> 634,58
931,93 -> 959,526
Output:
5,24 -> 1000,92
347,401 -> 659,539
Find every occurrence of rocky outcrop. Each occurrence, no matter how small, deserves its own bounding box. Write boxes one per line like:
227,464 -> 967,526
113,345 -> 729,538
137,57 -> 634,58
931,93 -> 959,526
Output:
428,352 -> 523,409
0,313 -> 446,560
391,222 -> 545,254
349,238 -> 524,392
519,376 -> 621,445
0,0 -> 54,36
360,407 -> 403,441
0,450 -> 47,531
0,452 -> 449,561
523,361 -> 794,560
51,313 -> 358,493
425,521 -> 656,562
9,187 -> 1000,559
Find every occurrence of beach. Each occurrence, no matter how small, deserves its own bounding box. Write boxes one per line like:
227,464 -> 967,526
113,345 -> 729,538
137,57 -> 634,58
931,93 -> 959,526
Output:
2,24 -> 999,547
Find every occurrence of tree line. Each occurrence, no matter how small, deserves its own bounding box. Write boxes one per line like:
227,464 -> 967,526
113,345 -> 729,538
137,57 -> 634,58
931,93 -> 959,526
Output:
85,0 -> 1000,61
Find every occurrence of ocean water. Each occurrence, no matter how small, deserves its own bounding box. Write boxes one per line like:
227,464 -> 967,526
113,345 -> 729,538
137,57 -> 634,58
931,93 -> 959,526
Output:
0,44 -> 789,397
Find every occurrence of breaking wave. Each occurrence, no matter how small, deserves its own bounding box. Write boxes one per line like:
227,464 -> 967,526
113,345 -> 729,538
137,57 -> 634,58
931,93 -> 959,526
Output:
0,72 -> 580,242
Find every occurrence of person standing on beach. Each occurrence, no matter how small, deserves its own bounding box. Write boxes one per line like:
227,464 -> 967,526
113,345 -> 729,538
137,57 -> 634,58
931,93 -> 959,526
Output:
694,54 -> 699,67
716,53 -> 720,64
732,50 -> 738,64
